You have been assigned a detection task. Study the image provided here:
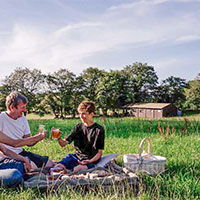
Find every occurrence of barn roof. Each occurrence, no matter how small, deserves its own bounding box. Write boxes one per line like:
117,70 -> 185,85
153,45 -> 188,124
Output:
127,103 -> 171,109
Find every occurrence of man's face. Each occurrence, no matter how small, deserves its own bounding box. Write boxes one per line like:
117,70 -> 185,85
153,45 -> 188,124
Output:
79,109 -> 93,124
12,101 -> 27,118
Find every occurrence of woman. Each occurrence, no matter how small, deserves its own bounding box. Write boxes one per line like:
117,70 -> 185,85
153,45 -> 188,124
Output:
0,143 -> 31,187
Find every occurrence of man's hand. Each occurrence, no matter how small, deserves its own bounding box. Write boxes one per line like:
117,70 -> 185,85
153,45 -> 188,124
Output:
78,159 -> 90,165
35,130 -> 47,141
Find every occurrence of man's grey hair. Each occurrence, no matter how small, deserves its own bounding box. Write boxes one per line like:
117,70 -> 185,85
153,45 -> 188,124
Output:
6,91 -> 28,110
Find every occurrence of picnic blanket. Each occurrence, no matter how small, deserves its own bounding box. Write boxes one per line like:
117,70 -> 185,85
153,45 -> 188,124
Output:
24,161 -> 139,194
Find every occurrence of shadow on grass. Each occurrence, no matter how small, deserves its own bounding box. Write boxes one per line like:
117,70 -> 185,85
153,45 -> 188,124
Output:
140,161 -> 200,199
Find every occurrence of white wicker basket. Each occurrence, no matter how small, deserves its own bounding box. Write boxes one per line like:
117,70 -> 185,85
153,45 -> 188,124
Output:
123,138 -> 166,175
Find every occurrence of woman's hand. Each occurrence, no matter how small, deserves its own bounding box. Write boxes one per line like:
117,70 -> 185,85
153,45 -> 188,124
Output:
23,158 -> 32,172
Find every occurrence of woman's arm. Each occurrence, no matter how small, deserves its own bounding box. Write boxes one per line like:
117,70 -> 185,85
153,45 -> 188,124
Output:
0,144 -> 31,171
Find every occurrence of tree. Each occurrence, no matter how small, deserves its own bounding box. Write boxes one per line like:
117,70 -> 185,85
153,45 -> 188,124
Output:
80,67 -> 105,109
0,84 -> 12,111
33,93 -> 51,117
2,67 -> 44,112
96,70 -> 127,115
121,62 -> 158,103
184,79 -> 200,110
44,69 -> 81,118
69,75 -> 85,118
153,85 -> 169,103
155,76 -> 188,109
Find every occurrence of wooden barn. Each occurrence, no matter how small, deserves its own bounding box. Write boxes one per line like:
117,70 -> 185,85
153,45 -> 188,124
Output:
126,103 -> 177,119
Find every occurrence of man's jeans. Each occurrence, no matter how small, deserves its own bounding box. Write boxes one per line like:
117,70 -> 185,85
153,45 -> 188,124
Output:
0,158 -> 24,187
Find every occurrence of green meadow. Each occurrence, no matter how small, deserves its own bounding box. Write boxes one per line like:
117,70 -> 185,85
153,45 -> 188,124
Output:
0,116 -> 199,199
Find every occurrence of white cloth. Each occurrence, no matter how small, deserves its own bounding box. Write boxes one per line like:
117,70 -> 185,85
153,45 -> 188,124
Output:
0,112 -> 30,154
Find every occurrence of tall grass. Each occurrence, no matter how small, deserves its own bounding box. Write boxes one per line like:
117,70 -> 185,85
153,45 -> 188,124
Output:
1,117 -> 199,199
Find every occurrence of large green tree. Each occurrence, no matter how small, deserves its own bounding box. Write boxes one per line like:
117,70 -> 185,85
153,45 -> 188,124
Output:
96,70 -> 128,115
121,62 -> 158,103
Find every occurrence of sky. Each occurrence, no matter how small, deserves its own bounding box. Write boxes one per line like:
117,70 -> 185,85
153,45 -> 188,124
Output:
0,0 -> 200,83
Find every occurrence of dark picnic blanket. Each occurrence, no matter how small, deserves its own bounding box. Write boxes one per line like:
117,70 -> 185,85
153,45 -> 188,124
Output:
24,161 -> 139,194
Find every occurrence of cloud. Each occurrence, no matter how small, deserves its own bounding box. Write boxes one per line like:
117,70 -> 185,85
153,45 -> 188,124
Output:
109,0 -> 170,11
176,0 -> 200,2
109,0 -> 200,11
0,22 -> 108,75
0,0 -> 199,80
107,1 -> 200,44
55,22 -> 103,37
150,54 -> 199,81
176,35 -> 200,43
0,31 -> 10,35
151,58 -> 181,70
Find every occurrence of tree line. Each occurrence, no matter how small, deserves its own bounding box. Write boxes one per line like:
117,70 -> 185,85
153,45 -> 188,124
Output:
0,63 -> 199,118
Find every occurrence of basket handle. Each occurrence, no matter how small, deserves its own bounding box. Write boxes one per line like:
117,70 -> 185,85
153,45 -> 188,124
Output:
139,137 -> 151,160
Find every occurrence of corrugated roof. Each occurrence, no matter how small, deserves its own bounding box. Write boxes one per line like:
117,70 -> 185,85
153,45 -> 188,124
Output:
128,103 -> 171,109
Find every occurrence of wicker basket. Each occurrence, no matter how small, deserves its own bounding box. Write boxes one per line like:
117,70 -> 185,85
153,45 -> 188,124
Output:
123,138 -> 166,175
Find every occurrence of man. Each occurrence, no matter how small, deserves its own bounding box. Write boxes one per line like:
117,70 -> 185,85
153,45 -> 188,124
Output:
0,91 -> 54,169
52,101 -> 105,173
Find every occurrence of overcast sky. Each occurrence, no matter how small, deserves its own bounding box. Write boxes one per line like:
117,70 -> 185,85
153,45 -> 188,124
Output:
0,0 -> 199,83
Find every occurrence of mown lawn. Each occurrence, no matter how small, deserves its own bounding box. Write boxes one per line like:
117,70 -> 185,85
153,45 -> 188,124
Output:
0,116 -> 199,199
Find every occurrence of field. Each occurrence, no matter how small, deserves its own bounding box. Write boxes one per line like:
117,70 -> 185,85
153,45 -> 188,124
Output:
0,116 -> 199,199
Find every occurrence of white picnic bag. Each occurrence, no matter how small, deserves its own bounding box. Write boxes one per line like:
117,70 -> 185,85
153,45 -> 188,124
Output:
123,137 -> 166,175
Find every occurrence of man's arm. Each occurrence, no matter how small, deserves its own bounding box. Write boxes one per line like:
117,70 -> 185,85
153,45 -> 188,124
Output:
23,131 -> 46,146
0,143 -> 31,171
0,131 -> 45,147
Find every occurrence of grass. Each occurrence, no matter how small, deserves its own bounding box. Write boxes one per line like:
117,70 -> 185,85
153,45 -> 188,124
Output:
1,116 -> 200,199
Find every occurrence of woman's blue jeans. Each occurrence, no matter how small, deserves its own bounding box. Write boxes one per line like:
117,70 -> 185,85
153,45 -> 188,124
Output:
0,158 -> 24,187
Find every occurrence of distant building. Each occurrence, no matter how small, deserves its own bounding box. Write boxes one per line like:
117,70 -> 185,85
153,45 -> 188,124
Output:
125,103 -> 177,118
